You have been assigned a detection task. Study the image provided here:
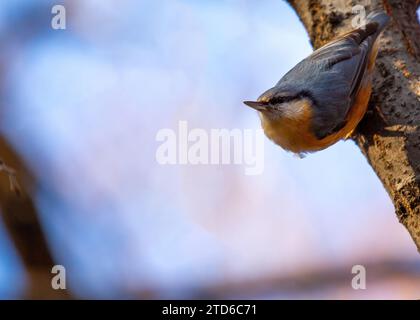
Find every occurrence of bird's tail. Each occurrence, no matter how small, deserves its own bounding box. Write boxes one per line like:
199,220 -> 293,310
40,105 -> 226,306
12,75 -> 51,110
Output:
366,10 -> 390,33
364,10 -> 390,70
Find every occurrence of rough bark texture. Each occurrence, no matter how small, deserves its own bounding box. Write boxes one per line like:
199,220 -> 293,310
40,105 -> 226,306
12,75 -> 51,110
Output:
286,0 -> 420,251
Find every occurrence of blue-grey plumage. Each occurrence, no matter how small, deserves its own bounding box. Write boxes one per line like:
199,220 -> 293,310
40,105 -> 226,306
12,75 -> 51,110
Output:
244,10 -> 390,154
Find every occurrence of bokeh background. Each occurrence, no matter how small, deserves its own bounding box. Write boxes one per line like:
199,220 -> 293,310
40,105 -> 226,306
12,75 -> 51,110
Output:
0,0 -> 419,299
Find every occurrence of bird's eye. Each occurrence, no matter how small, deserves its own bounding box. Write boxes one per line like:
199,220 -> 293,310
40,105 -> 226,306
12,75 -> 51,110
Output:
269,97 -> 284,104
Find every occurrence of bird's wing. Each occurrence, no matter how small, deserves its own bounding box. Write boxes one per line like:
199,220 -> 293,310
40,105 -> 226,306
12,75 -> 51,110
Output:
305,22 -> 381,139
313,22 -> 378,101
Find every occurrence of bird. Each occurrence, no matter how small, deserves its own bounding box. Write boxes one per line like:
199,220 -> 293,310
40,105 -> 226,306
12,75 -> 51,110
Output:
244,10 -> 390,156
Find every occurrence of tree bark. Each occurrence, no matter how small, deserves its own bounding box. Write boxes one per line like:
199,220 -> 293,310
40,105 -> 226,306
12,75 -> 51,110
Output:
285,0 -> 420,251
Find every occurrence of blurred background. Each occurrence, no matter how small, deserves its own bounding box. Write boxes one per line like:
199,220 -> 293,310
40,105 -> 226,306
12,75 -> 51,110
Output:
0,0 -> 419,299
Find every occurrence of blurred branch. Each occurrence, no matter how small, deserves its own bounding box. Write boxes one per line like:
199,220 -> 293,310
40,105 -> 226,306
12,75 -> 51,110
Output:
131,258 -> 420,299
0,138 -> 71,299
285,0 -> 420,251
0,1 -> 73,299
0,159 -> 21,196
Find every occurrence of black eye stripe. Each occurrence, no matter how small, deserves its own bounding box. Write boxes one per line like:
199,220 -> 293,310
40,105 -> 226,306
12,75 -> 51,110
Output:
269,95 -> 297,104
269,95 -> 299,104
269,90 -> 318,107
299,90 -> 319,108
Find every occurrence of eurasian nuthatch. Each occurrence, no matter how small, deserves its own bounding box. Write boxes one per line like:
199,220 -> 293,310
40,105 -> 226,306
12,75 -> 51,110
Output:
244,10 -> 389,155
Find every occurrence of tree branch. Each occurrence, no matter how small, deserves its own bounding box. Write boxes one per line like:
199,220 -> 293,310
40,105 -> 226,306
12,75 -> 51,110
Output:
285,0 -> 420,251
0,138 -> 72,299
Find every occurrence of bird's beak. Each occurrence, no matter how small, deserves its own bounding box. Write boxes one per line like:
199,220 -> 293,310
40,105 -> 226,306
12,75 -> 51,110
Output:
243,101 -> 267,111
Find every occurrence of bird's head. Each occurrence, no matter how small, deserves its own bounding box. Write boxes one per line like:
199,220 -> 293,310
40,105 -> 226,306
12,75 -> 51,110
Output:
244,87 -> 313,122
